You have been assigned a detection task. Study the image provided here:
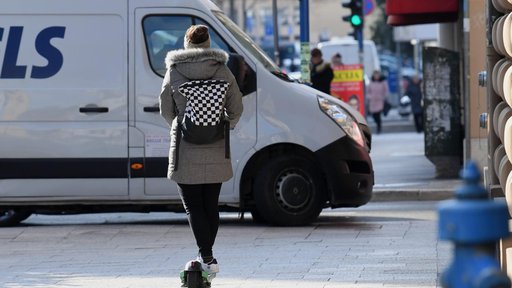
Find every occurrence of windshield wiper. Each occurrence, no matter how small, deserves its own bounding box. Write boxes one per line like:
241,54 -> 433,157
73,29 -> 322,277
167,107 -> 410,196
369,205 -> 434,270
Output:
271,70 -> 294,82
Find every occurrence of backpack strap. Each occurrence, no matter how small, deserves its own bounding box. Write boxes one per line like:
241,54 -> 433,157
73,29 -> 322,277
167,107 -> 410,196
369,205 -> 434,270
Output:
174,124 -> 182,171
224,120 -> 230,159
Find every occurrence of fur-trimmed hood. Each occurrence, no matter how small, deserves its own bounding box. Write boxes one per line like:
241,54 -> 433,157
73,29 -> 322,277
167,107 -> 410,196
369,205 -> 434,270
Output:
165,48 -> 229,80
165,48 -> 228,68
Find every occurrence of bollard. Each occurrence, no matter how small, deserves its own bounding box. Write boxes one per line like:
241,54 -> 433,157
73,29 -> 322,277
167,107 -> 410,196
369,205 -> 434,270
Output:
438,161 -> 511,288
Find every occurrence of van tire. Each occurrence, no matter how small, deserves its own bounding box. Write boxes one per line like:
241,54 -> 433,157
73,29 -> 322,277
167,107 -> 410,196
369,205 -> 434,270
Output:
249,209 -> 267,224
253,156 -> 324,226
0,209 -> 32,227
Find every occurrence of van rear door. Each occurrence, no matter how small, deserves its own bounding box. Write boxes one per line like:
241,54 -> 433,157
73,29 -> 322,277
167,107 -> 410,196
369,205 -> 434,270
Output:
0,1 -> 129,198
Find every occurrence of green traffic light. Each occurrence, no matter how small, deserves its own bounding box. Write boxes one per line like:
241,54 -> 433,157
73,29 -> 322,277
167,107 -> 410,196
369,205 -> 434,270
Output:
351,14 -> 362,26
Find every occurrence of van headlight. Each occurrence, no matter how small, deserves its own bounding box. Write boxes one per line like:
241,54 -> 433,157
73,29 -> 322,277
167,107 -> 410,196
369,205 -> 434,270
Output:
317,96 -> 364,147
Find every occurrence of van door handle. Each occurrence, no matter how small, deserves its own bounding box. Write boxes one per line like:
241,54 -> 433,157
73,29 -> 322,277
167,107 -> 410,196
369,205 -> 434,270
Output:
143,106 -> 160,113
79,106 -> 109,113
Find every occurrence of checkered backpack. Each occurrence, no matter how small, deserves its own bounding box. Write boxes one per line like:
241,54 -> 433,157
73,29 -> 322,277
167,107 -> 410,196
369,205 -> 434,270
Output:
178,79 -> 230,144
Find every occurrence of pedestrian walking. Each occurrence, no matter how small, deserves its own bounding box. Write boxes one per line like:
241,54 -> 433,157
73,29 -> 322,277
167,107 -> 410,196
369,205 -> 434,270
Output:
310,48 -> 334,94
331,53 -> 343,67
366,70 -> 389,134
406,74 -> 424,133
159,24 -> 243,276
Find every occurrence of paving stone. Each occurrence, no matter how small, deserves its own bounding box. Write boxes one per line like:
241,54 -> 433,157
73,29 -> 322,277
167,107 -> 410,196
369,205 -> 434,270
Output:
1,202 -> 451,288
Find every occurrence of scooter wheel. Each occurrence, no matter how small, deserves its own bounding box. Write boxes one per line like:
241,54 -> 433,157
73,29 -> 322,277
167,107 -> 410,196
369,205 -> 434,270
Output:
186,271 -> 203,288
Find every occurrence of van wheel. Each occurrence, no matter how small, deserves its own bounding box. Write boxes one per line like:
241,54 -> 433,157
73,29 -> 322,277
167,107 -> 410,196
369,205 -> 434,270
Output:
253,156 -> 324,226
0,209 -> 32,227
249,209 -> 267,224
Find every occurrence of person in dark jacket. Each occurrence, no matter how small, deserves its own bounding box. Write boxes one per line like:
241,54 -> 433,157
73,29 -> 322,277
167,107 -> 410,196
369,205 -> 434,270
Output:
331,53 -> 343,67
310,48 -> 334,94
159,25 -> 243,275
405,74 -> 423,133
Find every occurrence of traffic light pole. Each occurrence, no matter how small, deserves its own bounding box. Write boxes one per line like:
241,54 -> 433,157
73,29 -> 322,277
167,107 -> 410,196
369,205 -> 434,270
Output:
357,28 -> 363,51
357,25 -> 365,116
343,0 -> 365,106
357,27 -> 363,68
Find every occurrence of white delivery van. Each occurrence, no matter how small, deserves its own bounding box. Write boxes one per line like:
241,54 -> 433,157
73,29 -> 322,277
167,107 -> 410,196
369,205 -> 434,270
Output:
0,0 -> 374,226
317,38 -> 381,82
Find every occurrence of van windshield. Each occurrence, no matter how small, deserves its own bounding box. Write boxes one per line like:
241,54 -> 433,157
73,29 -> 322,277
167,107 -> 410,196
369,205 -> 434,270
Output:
213,11 -> 293,82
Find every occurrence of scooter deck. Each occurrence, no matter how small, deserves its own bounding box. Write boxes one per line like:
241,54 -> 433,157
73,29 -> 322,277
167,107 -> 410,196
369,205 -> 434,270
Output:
180,260 -> 215,288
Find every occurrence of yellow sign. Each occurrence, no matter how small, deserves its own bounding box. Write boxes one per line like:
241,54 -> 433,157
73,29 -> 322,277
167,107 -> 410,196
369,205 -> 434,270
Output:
331,64 -> 365,115
333,68 -> 364,82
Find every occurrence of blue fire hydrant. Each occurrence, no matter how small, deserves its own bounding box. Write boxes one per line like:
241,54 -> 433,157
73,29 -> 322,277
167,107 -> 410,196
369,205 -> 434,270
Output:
438,161 -> 511,287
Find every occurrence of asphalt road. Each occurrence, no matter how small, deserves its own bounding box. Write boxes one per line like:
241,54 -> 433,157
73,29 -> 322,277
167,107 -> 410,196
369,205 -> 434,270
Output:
2,201 -> 451,288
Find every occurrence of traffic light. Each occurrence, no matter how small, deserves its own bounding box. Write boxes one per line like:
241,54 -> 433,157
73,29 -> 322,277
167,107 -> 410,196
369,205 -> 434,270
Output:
487,0 -> 512,206
342,0 -> 364,41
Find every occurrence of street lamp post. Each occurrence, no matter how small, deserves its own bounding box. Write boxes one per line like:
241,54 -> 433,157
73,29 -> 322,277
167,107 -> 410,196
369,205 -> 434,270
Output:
299,0 -> 310,82
272,0 -> 280,66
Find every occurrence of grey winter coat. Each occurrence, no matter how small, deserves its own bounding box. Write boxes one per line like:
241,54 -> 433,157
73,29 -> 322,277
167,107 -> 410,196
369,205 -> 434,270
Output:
159,48 -> 243,184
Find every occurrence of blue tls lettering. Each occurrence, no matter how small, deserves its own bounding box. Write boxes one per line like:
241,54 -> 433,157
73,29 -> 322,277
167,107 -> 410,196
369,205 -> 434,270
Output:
0,26 -> 66,79
31,26 -> 65,79
1,27 -> 27,79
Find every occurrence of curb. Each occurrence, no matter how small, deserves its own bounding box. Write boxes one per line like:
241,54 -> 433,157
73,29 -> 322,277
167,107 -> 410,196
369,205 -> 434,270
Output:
371,189 -> 454,202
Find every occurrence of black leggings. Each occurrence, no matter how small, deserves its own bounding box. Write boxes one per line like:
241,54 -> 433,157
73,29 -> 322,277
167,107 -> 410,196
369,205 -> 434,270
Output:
177,183 -> 222,259
372,112 -> 382,133
413,112 -> 424,133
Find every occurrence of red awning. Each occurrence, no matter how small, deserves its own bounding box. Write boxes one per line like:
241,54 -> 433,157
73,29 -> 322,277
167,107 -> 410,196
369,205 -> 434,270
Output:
386,0 -> 459,26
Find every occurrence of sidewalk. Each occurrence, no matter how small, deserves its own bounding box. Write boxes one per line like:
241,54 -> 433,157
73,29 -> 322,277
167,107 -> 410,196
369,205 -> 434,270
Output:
366,121 -> 462,202
3,201 -> 448,288
372,179 -> 461,202
366,107 -> 417,134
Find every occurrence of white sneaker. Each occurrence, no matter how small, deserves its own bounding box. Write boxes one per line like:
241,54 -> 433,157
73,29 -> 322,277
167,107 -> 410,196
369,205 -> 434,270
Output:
197,257 -> 219,274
